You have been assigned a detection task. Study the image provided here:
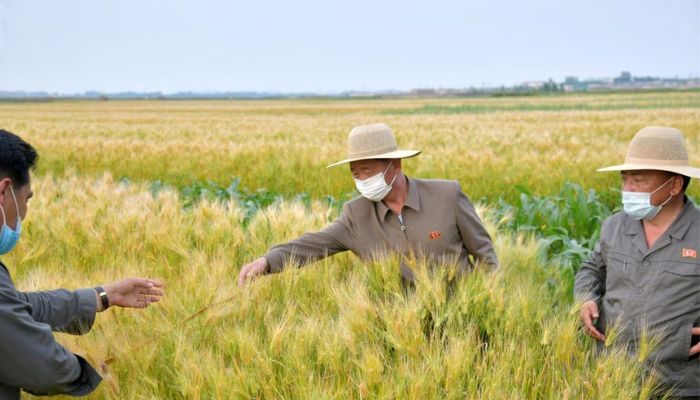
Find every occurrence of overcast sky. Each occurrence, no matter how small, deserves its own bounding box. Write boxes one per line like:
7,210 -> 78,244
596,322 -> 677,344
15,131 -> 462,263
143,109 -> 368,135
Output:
0,0 -> 698,93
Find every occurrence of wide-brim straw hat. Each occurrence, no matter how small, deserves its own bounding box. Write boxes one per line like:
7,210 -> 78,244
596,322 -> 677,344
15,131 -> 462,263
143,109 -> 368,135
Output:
597,126 -> 700,178
327,123 -> 421,168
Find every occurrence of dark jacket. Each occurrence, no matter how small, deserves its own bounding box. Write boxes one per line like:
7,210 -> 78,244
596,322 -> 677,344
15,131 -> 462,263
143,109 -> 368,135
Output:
0,262 -> 102,399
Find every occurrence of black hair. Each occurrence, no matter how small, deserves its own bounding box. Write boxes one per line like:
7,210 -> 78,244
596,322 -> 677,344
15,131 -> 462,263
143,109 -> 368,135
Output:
0,130 -> 38,188
681,175 -> 691,192
665,171 -> 691,193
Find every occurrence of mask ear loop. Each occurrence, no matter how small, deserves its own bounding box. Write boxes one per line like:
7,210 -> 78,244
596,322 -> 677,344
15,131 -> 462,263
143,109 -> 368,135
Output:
0,183 -> 9,227
385,160 -> 398,187
650,176 -> 675,195
9,186 -> 19,223
658,195 -> 673,208
652,176 -> 676,208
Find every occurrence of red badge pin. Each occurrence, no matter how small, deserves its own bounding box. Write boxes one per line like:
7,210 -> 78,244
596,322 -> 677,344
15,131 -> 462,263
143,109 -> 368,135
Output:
428,231 -> 441,240
682,248 -> 697,259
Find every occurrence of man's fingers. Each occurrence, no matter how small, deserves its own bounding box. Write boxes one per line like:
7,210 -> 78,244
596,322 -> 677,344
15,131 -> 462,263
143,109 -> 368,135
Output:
238,267 -> 249,287
142,296 -> 160,307
583,322 -> 601,341
238,265 -> 260,287
580,304 -> 605,342
689,342 -> 700,357
148,279 -> 164,287
690,327 -> 700,357
141,287 -> 164,296
585,324 -> 605,342
580,309 -> 596,333
133,278 -> 162,289
581,309 -> 592,326
135,294 -> 159,308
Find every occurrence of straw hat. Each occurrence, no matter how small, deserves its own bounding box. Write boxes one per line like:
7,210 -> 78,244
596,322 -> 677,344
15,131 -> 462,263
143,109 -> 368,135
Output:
598,126 -> 700,178
327,123 -> 421,168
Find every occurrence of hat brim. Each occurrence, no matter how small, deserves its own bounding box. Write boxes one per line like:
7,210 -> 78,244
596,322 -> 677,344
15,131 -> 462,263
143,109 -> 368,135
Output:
597,163 -> 700,179
326,149 -> 421,168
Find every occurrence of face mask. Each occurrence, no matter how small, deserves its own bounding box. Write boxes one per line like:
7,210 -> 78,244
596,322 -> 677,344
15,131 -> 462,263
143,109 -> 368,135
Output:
622,177 -> 674,220
354,161 -> 397,202
0,186 -> 22,255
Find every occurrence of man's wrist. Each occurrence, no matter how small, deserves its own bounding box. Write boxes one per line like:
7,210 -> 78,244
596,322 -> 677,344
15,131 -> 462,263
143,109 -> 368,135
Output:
261,257 -> 271,273
94,286 -> 110,312
262,253 -> 282,273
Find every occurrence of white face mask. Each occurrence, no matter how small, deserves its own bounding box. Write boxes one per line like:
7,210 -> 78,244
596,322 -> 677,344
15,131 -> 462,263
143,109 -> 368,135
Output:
622,176 -> 674,220
354,161 -> 397,202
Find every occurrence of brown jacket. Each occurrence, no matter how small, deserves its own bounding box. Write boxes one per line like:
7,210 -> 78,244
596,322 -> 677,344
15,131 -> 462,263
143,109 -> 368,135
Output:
575,198 -> 700,397
264,177 -> 498,280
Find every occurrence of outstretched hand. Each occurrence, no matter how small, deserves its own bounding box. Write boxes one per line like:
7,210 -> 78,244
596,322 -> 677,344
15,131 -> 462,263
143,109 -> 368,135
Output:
238,257 -> 270,287
99,278 -> 165,311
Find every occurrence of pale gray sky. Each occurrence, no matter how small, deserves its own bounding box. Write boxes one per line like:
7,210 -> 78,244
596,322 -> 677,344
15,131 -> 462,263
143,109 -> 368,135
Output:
0,0 -> 698,93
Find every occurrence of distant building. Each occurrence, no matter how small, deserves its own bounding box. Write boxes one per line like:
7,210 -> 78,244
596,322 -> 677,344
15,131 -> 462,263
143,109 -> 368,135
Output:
613,71 -> 632,84
521,81 -> 546,90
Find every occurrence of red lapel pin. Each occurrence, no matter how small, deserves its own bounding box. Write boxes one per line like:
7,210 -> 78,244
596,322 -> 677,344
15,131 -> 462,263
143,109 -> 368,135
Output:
682,248 -> 697,259
428,231 -> 441,240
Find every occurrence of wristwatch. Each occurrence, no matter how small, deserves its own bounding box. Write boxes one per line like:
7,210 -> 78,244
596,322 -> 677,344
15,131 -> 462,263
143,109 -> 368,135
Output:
94,286 -> 110,310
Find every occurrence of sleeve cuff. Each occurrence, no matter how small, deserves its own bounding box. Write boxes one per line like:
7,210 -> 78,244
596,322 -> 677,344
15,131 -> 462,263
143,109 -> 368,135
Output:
263,251 -> 285,273
72,288 -> 98,335
68,354 -> 103,396
574,291 -> 601,305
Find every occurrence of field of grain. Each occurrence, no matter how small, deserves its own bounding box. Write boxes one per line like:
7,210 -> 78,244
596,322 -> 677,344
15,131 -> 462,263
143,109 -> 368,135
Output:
2,90 -> 698,399
3,91 -> 698,203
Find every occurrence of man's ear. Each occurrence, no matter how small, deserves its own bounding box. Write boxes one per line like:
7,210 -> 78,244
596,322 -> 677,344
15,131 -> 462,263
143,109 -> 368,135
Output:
671,174 -> 684,196
0,178 -> 10,206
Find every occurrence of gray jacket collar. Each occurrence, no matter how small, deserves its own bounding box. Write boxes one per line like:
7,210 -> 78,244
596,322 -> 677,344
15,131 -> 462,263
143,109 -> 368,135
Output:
376,176 -> 421,220
623,196 -> 698,255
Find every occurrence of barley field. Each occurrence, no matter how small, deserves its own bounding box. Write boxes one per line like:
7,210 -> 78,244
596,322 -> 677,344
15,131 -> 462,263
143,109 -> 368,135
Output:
2,90 -> 699,399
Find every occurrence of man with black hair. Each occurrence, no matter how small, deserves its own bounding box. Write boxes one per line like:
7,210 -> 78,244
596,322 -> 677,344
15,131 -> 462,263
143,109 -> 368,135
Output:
0,129 -> 165,399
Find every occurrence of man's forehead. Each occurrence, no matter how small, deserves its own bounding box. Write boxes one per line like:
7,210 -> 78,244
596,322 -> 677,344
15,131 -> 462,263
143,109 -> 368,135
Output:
11,177 -> 32,194
621,169 -> 669,178
349,159 -> 386,170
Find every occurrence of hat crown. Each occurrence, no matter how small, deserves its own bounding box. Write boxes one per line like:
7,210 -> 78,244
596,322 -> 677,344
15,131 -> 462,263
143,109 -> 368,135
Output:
597,126 -> 700,178
347,123 -> 398,159
625,126 -> 688,165
326,122 -> 421,167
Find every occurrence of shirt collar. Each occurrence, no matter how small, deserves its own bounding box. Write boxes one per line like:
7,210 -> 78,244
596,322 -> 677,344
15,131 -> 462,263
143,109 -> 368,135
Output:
376,176 -> 421,219
668,197 -> 697,240
624,195 -> 697,240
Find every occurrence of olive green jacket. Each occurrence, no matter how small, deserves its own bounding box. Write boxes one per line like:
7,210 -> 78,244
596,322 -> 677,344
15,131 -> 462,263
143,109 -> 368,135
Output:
264,177 -> 498,280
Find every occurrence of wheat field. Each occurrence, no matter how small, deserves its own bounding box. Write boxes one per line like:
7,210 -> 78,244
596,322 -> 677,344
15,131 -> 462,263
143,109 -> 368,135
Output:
2,90 -> 698,399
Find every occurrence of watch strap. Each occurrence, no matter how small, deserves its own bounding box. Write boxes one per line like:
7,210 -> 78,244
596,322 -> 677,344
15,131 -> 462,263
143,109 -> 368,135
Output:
94,286 -> 109,310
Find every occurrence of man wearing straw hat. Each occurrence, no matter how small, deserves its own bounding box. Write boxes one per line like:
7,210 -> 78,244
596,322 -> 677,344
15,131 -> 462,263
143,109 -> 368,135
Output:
239,123 -> 498,285
575,127 -> 700,398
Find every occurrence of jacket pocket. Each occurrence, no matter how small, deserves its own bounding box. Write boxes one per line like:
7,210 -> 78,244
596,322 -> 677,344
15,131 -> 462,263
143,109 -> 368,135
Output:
674,322 -> 694,361
604,255 -> 636,298
663,259 -> 700,277
660,260 -> 700,304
